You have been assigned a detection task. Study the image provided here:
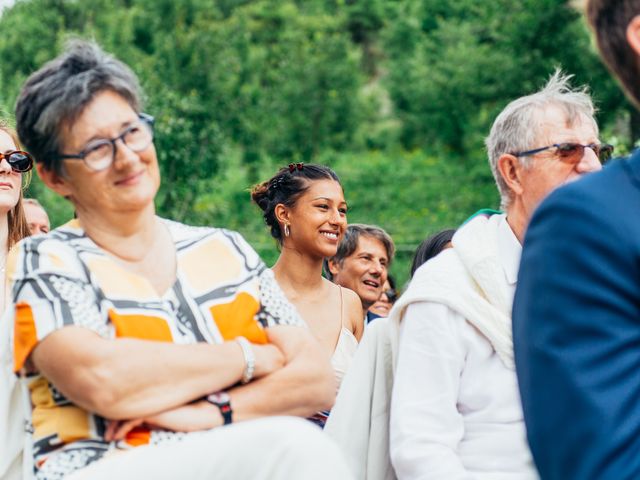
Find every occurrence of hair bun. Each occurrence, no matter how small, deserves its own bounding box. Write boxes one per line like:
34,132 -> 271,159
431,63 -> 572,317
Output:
250,181 -> 270,212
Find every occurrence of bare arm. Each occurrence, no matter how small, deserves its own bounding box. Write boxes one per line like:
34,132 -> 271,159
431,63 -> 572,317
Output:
229,324 -> 335,419
30,326 -> 284,420
106,325 -> 335,439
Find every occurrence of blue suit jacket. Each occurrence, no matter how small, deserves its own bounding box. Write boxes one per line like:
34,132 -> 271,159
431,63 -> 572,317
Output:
513,149 -> 640,479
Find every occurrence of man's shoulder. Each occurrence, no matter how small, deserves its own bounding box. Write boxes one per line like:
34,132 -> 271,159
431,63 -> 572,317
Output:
524,154 -> 640,270
535,154 -> 640,237
549,152 -> 640,206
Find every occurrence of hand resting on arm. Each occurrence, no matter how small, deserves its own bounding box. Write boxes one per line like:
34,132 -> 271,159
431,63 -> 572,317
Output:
30,326 -> 284,420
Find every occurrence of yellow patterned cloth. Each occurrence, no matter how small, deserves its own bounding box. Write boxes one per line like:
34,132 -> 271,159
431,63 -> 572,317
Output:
10,218 -> 302,479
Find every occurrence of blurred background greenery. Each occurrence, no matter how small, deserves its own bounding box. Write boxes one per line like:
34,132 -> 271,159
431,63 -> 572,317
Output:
0,0 -> 632,287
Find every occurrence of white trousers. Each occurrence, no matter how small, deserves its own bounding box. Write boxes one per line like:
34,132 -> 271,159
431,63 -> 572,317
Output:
66,416 -> 353,480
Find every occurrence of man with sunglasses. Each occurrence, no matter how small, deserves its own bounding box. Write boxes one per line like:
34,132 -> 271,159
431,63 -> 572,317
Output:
389,72 -> 605,480
513,2 -> 640,479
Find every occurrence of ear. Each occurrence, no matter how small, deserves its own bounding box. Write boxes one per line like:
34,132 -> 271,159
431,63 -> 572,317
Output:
497,153 -> 525,198
274,203 -> 290,227
627,15 -> 640,57
327,258 -> 340,276
36,163 -> 73,198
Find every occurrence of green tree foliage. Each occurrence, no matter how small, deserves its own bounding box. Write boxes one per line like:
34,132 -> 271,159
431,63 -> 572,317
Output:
0,0 -> 363,222
383,0 -> 629,154
0,0 -> 633,285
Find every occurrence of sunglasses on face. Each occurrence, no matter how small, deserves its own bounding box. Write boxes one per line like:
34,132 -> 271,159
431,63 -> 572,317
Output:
0,150 -> 34,173
512,142 -> 614,165
384,289 -> 398,304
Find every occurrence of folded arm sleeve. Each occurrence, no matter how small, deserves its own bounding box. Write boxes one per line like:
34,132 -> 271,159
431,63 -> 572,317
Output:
390,302 -> 473,480
11,237 -> 108,373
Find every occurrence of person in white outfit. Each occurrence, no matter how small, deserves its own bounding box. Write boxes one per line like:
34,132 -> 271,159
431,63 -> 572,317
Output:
0,121 -> 34,480
390,71 -> 610,480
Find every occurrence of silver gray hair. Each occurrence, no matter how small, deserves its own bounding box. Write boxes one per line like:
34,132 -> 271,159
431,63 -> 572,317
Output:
485,70 -> 598,210
15,39 -> 142,175
23,198 -> 45,209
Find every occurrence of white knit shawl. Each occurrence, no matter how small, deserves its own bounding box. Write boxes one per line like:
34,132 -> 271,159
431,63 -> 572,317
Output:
389,213 -> 515,369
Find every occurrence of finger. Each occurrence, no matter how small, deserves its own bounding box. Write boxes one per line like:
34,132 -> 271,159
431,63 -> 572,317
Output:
104,420 -> 120,441
114,418 -> 144,440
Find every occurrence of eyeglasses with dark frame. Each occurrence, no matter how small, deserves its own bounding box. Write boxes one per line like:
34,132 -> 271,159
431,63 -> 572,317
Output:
384,288 -> 398,304
512,142 -> 614,165
56,113 -> 155,171
0,150 -> 34,173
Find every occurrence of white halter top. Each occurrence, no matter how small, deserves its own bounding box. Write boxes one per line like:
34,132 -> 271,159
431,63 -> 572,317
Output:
330,286 -> 359,390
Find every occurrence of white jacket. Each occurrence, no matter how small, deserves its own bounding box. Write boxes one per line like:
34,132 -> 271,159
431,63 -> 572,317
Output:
325,317 -> 398,480
326,213 -> 536,480
0,306 -> 31,480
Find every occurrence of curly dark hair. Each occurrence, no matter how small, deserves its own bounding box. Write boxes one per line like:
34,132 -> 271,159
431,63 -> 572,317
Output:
251,164 -> 341,244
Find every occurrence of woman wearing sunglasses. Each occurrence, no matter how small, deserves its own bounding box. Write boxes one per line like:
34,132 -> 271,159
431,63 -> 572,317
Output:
0,120 -> 33,479
0,121 -> 31,311
252,164 -> 364,426
9,41 -> 350,480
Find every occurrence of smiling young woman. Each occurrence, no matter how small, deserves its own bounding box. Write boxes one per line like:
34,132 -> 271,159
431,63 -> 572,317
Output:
252,164 -> 364,426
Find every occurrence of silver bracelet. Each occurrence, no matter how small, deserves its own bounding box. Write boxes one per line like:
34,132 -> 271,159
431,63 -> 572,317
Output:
235,336 -> 255,384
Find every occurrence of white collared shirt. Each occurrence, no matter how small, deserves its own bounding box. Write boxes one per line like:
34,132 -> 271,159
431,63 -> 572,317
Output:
497,215 -> 521,297
390,217 -> 537,480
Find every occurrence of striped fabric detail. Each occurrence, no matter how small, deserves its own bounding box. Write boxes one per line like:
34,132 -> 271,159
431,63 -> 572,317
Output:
10,218 -> 302,478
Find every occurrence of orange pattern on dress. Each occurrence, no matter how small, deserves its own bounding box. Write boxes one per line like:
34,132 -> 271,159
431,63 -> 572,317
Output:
14,302 -> 38,372
124,427 -> 152,447
209,292 -> 267,344
109,310 -> 173,341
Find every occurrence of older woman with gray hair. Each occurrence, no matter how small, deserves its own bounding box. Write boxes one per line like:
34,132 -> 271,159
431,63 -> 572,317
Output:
389,72 -> 607,480
9,40 -> 352,480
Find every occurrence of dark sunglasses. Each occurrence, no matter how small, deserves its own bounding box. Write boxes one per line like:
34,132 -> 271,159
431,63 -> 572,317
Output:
512,142 -> 614,164
384,288 -> 398,304
0,150 -> 34,173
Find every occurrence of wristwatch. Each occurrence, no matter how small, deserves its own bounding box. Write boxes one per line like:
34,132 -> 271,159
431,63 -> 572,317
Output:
206,391 -> 233,425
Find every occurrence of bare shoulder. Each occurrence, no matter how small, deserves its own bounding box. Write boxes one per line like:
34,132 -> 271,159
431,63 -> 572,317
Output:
336,284 -> 364,340
340,286 -> 362,310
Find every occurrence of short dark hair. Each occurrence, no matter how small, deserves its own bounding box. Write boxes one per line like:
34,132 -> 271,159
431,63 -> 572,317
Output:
15,39 -> 142,175
410,228 -> 456,278
325,224 -> 395,279
586,0 -> 640,107
251,164 -> 341,244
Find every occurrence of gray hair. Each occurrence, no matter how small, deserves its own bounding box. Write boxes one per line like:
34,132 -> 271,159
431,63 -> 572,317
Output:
325,223 -> 395,280
485,70 -> 598,210
23,198 -> 45,209
15,39 -> 143,175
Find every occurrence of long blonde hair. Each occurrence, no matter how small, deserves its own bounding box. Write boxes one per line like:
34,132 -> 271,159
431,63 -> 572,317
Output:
0,120 -> 31,249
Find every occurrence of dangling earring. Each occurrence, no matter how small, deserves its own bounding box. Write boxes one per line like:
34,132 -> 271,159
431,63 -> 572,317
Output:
284,224 -> 290,237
